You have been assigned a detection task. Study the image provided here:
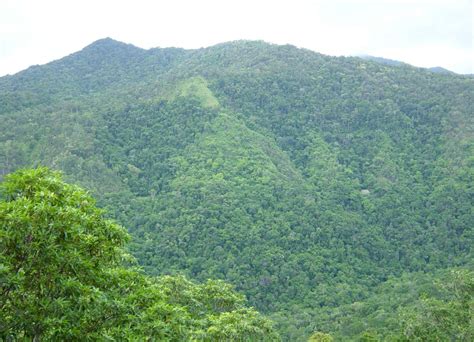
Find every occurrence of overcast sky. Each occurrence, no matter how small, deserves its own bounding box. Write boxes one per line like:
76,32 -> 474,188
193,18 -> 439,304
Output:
1,0 -> 472,76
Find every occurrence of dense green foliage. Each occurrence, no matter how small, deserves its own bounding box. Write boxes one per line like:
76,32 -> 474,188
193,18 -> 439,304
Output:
396,269 -> 473,341
1,38 -> 472,340
295,268 -> 473,341
0,168 -> 278,340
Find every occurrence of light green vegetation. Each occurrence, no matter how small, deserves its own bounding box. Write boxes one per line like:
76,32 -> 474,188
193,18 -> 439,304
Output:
173,76 -> 220,108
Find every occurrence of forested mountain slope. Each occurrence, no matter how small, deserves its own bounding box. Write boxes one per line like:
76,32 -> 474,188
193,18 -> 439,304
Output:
1,168 -> 279,340
1,38 -> 472,340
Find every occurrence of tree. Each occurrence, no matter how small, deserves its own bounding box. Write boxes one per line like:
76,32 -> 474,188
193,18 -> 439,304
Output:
308,331 -> 334,341
1,167 -> 131,339
0,167 -> 279,341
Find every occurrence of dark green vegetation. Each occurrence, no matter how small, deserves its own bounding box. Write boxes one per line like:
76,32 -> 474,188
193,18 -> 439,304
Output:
1,38 -> 473,340
0,168 -> 278,340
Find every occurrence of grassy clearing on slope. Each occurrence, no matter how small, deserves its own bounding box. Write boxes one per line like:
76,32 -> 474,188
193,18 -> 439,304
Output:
171,76 -> 220,109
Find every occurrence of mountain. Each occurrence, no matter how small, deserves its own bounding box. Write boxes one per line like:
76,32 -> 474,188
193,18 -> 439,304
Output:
358,55 -> 407,67
359,55 -> 457,74
1,38 -> 473,340
428,66 -> 455,74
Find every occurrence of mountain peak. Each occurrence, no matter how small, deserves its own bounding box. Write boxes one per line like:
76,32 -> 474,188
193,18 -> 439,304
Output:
428,66 -> 455,74
81,37 -> 143,52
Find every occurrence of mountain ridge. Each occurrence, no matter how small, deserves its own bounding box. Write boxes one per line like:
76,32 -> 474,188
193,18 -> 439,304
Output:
3,38 -> 470,81
358,54 -> 458,74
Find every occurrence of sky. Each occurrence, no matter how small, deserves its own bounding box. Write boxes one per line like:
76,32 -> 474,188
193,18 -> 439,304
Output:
0,0 -> 472,76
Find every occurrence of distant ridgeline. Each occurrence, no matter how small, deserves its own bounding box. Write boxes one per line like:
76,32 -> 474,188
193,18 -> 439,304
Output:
359,55 -> 456,74
1,38 -> 473,341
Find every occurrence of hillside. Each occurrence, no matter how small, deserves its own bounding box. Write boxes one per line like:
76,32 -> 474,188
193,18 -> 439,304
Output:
1,38 -> 473,340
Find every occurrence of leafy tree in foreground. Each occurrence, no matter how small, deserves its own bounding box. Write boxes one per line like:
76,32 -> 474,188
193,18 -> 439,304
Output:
0,167 -> 279,341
